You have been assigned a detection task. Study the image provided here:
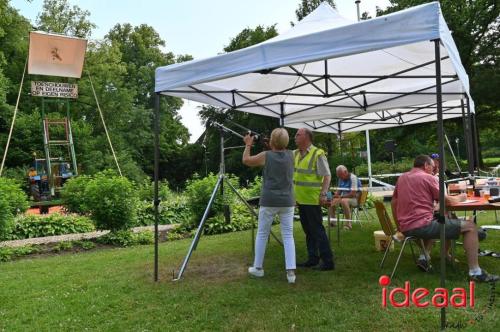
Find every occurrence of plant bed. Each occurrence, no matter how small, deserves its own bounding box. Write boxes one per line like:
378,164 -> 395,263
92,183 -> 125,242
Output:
0,226 -> 190,263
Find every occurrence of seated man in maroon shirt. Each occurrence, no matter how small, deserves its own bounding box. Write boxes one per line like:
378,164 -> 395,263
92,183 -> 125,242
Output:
392,155 -> 498,283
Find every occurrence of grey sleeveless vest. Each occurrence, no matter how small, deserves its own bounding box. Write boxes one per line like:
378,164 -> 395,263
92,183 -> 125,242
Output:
259,150 -> 295,207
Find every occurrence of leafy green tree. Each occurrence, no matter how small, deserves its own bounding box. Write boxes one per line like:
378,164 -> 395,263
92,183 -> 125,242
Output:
36,0 -> 96,38
295,0 -> 336,21
223,25 -> 279,52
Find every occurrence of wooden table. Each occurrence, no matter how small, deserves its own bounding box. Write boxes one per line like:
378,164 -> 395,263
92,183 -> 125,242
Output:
447,197 -> 500,212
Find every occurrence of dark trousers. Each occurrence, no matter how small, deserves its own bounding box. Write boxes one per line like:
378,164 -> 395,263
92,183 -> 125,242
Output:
298,204 -> 334,264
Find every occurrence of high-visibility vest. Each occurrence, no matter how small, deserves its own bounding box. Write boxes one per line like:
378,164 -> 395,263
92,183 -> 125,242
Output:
294,146 -> 325,205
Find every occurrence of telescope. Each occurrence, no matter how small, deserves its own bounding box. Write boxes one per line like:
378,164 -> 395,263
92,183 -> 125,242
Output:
211,121 -> 267,146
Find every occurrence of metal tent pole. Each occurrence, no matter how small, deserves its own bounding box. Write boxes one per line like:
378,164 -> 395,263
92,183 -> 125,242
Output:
434,39 -> 446,331
154,93 -> 160,282
461,98 -> 474,176
366,130 -> 373,187
355,1 -> 372,188
471,113 -> 480,174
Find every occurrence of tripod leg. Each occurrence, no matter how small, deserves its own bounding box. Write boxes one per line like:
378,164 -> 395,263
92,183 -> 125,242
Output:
225,178 -> 283,246
174,175 -> 223,281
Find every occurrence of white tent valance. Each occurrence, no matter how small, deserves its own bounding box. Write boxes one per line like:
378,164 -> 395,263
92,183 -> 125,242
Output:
155,1 -> 473,134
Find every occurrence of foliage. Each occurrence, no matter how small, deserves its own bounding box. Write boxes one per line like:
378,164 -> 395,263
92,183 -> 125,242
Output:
355,158 -> 414,178
133,230 -> 154,245
73,240 -> 95,250
0,192 -> 13,240
136,179 -> 172,201
53,241 -> 73,252
239,176 -> 263,199
295,0 -> 336,22
36,0 -> 96,38
203,203 -> 254,235
8,213 -> 95,240
223,25 -> 278,52
84,170 -> 138,232
60,175 -> 92,214
136,194 -> 191,227
0,245 -> 40,262
96,230 -> 153,247
0,177 -> 29,216
183,173 -> 240,229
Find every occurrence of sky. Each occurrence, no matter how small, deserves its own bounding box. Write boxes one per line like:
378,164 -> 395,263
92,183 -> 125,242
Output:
11,0 -> 391,142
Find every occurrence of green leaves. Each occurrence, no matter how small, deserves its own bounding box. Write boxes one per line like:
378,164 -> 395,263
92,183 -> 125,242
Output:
83,170 -> 139,232
36,0 -> 96,38
8,213 -> 95,240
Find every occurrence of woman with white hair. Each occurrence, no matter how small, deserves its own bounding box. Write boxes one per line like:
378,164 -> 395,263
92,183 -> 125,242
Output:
242,127 -> 296,283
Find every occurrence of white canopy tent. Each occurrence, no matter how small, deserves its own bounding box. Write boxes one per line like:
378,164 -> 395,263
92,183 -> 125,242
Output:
153,4 -> 477,327
155,2 -> 474,134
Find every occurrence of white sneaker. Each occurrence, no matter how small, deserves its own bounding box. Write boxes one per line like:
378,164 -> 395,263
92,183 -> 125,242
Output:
248,266 -> 264,277
286,270 -> 296,284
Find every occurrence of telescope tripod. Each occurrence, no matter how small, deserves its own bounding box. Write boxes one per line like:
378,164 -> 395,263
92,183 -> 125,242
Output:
173,122 -> 282,281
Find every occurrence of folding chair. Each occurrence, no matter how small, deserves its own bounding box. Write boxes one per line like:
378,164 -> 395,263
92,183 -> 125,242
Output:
352,189 -> 372,224
374,201 -> 429,279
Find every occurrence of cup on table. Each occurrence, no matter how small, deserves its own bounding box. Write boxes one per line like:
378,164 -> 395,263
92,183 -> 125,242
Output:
466,185 -> 474,197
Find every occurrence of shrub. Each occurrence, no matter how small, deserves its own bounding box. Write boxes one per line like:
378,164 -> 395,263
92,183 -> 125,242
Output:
0,177 -> 29,215
0,245 -> 40,262
96,230 -> 134,247
53,241 -> 73,252
184,173 -> 239,230
240,176 -> 263,199
136,194 -> 191,227
96,230 -> 155,247
134,231 -> 154,245
0,193 -> 14,240
73,240 -> 96,250
84,170 -> 139,232
9,213 -> 95,240
60,175 -> 92,214
203,203 -> 254,235
136,179 -> 172,201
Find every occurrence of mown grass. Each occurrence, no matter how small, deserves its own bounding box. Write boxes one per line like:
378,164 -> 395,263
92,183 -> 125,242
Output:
0,209 -> 499,331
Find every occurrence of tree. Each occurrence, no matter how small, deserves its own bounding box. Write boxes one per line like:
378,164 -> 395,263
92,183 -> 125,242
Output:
223,25 -> 278,52
36,0 -> 96,38
295,0 -> 336,21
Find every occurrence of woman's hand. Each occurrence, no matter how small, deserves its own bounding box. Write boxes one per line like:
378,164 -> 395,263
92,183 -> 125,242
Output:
243,134 -> 254,146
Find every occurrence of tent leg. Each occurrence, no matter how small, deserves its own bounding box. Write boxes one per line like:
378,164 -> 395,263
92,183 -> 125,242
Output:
461,99 -> 474,176
434,39 -> 446,331
154,93 -> 160,282
366,130 -> 372,187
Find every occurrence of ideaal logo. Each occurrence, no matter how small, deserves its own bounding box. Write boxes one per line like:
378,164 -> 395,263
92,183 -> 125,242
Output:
379,275 -> 475,308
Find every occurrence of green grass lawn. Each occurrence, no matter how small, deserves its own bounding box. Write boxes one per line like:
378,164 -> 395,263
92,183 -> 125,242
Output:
1,210 -> 499,331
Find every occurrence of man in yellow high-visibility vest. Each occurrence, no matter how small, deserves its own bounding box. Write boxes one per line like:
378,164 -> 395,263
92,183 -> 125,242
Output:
294,128 -> 334,271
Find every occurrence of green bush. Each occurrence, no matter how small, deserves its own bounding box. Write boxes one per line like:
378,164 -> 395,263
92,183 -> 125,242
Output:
136,194 -> 192,227
203,203 -> 254,235
60,175 -> 92,214
0,193 -> 14,240
96,230 -> 153,247
240,176 -> 262,199
136,178 -> 172,201
53,241 -> 73,252
0,245 -> 40,262
84,170 -> 139,232
184,173 -> 239,230
134,230 -> 154,245
8,213 -> 95,240
73,240 -> 96,250
0,177 -> 29,216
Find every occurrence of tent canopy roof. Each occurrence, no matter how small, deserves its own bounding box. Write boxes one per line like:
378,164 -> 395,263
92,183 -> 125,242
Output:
155,2 -> 473,134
